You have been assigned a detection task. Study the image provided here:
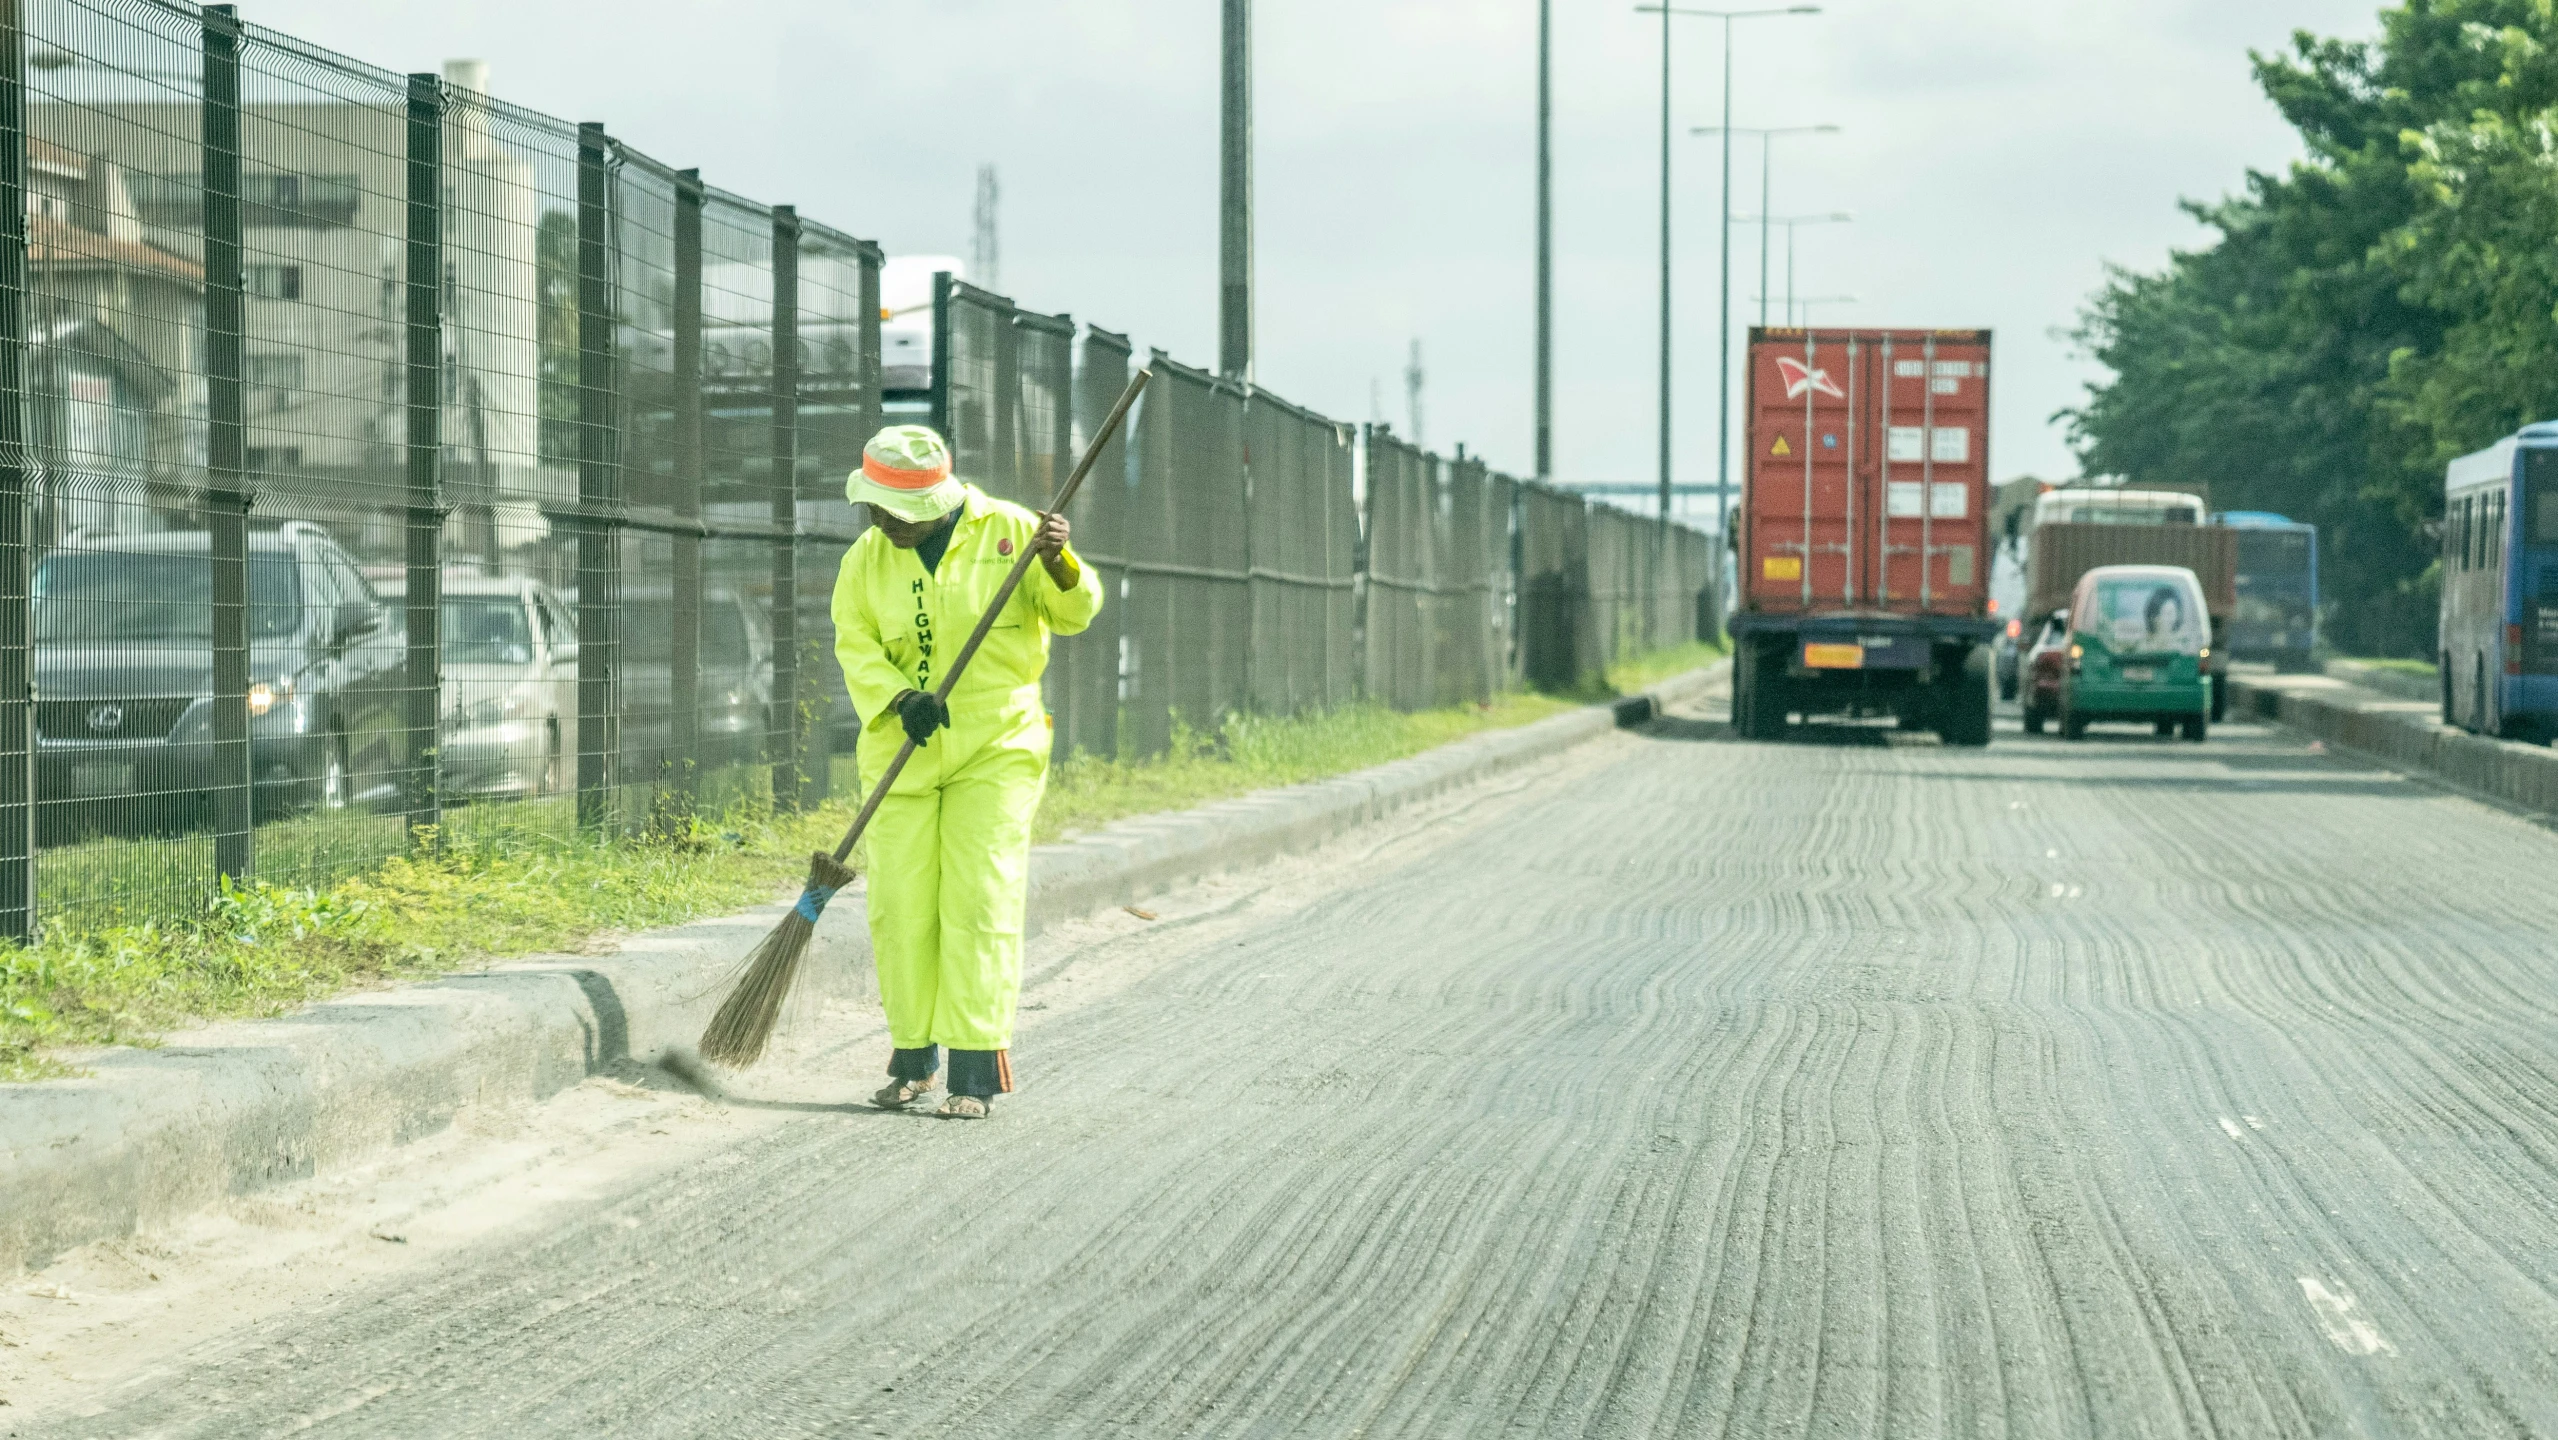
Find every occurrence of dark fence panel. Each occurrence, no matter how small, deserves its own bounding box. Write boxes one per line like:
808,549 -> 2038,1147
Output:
1517,481 -> 1596,692
1123,351 -> 1247,755
1054,325 -> 1128,761
1243,387 -> 1351,717
1360,427 -> 1435,712
789,220 -> 881,806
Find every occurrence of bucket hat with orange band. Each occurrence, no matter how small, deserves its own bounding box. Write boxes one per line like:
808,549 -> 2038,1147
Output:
846,424 -> 967,523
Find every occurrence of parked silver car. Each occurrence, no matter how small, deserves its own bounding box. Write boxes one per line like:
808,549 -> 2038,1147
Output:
428,574 -> 578,800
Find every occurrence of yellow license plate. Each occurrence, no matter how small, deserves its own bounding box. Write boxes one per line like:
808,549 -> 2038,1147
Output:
1803,643 -> 1863,669
1762,556 -> 1802,581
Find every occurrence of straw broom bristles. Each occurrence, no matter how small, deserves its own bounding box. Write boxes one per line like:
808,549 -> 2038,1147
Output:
698,850 -> 857,1067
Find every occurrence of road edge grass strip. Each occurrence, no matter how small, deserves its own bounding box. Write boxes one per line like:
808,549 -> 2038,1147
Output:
0,666 -> 1694,1081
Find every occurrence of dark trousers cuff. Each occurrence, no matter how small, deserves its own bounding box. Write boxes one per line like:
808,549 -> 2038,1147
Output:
946,1048 -> 1014,1097
887,1045 -> 939,1081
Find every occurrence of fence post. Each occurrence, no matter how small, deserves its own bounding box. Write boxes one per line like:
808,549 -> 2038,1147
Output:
202,6 -> 252,883
667,167 -> 703,819
402,73 -> 444,841
768,206 -> 805,811
574,122 -> 617,831
928,269 -> 952,439
0,0 -> 31,937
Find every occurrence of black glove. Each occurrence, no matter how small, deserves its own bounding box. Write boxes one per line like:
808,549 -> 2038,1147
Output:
893,689 -> 949,746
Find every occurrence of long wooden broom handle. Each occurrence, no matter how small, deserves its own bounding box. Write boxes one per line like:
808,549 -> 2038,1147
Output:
826,366 -> 1153,867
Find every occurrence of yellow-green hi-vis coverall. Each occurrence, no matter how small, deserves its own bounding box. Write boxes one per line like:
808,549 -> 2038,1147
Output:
832,484 -> 1101,1098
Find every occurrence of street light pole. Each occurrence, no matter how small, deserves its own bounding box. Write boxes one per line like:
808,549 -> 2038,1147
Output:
1636,6 -> 1818,539
1658,4 -> 1672,524
1535,0 -> 1552,480
1694,124 -> 1840,329
1766,292 -> 1858,325
1218,0 -> 1251,381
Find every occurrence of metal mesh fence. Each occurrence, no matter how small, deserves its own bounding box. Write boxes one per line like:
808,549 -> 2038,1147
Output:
0,0 -> 1714,933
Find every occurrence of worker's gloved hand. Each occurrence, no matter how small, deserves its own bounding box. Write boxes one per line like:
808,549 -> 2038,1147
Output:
892,689 -> 949,746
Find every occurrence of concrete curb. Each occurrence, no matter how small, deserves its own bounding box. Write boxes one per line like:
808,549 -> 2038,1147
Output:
0,662 -> 1725,1276
2322,658 -> 2439,705
2229,671 -> 2558,818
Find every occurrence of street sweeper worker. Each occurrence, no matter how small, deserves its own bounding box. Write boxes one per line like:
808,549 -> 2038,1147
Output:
832,424 -> 1101,1119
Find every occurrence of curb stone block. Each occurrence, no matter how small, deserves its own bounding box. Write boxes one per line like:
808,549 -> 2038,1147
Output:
2229,673 -> 2558,817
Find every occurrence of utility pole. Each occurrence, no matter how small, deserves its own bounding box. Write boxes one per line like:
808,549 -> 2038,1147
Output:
1534,0 -> 1552,481
971,163 -> 999,293
1218,0 -> 1251,380
1659,3 -> 1672,525
1405,339 -> 1425,448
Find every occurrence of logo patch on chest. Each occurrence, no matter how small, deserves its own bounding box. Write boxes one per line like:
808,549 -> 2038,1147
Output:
997,537 -> 1013,556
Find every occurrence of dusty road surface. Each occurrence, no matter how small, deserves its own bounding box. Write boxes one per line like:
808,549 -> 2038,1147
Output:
14,696 -> 2558,1438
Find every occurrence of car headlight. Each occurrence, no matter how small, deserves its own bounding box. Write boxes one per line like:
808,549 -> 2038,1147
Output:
247,678 -> 294,716
449,692 -> 530,730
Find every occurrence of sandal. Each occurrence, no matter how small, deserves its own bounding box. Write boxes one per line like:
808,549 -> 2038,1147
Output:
937,1094 -> 990,1120
872,1075 -> 937,1110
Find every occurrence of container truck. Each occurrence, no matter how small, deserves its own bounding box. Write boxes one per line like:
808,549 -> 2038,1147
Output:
1729,327 -> 1999,744
2023,488 -> 2236,719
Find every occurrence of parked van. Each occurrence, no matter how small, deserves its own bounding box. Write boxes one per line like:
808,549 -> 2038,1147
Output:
2059,564 -> 2212,742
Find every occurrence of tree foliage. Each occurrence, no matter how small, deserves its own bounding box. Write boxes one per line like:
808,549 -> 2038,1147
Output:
2068,1 -> 2558,655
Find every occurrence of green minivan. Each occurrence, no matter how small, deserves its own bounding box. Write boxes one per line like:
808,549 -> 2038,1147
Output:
2059,564 -> 2212,742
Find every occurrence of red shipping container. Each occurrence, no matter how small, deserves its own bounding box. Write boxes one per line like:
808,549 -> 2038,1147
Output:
1741,328 -> 1992,619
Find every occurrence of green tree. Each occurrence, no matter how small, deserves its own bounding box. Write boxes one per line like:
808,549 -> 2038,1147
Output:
2068,0 -> 2558,656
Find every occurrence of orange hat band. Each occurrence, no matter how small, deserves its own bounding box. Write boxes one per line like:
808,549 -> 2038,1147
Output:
862,454 -> 950,490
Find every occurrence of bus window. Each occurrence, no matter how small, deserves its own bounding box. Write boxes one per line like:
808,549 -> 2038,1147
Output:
2530,449 -> 2558,544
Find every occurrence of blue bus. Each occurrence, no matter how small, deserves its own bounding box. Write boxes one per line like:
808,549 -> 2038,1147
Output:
2213,511 -> 2318,672
2440,423 -> 2558,742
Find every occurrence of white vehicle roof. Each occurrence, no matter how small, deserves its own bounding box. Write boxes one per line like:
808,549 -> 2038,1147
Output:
2446,437 -> 2518,497
374,573 -> 549,600
2033,488 -> 2208,526
881,254 -> 965,317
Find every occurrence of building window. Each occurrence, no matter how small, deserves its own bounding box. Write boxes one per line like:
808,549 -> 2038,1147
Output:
247,446 -> 304,472
129,171 -> 361,229
245,354 -> 304,413
246,264 -> 302,300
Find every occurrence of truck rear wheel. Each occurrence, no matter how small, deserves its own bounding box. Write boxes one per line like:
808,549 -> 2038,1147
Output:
1739,642 -> 1788,739
1730,644 -> 1756,737
1937,645 -> 1993,748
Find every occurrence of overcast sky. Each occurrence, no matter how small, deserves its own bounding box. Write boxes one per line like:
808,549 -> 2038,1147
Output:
243,0 -> 2383,505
